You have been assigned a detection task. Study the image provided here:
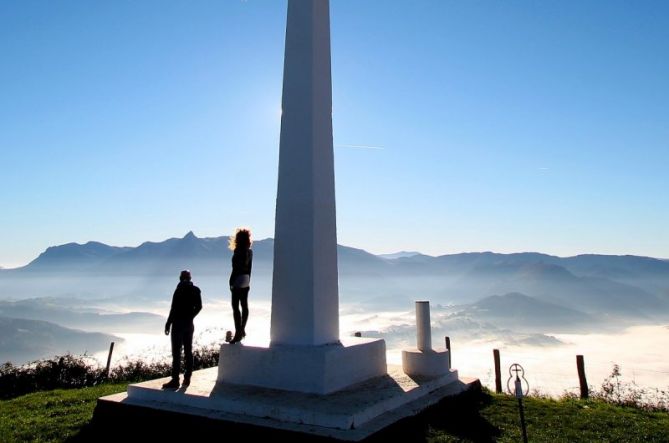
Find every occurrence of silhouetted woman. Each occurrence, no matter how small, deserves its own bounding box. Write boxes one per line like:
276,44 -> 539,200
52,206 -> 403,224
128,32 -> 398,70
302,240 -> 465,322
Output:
228,228 -> 253,344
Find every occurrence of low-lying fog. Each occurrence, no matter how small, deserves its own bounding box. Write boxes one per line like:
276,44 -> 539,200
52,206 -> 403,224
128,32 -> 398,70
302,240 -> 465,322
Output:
76,296 -> 668,397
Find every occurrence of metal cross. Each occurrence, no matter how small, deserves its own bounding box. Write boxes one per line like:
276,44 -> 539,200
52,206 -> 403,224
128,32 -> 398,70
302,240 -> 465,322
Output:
509,363 -> 525,380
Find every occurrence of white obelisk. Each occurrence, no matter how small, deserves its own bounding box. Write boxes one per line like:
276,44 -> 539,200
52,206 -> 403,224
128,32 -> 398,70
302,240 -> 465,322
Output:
270,0 -> 339,346
216,0 -> 387,395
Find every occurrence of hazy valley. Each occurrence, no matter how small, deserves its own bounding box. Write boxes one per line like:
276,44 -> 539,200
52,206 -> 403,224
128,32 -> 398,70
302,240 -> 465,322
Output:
1,232 -> 668,394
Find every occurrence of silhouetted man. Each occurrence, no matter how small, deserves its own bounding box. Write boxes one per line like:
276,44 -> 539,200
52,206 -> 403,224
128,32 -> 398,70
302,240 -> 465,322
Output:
162,269 -> 202,389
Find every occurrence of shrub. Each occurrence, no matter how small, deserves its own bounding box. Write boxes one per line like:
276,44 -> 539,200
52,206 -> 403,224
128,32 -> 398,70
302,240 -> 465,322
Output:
591,364 -> 669,411
0,345 -> 220,399
0,355 -> 104,399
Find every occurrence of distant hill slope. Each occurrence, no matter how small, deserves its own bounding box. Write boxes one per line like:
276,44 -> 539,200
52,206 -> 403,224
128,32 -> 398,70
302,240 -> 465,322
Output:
378,251 -> 422,260
0,299 -> 164,333
461,292 -> 595,331
0,316 -> 120,365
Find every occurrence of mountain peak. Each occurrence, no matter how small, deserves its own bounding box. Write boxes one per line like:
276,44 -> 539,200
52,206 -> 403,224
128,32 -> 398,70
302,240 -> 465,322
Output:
183,231 -> 197,240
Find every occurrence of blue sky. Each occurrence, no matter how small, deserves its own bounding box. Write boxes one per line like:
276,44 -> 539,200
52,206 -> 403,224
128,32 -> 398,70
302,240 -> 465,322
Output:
1,0 -> 668,267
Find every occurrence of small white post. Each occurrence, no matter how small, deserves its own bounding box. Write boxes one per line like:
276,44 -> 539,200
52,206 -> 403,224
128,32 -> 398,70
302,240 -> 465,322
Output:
416,301 -> 432,351
403,300 -> 454,378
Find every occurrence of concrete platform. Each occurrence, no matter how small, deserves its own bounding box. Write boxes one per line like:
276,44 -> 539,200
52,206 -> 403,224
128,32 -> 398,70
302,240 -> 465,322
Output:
217,337 -> 388,394
98,365 -> 478,441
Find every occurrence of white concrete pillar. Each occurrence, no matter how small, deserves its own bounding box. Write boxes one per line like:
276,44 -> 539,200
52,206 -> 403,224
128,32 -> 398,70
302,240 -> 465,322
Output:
216,0 -> 388,393
270,0 -> 339,346
416,301 -> 431,351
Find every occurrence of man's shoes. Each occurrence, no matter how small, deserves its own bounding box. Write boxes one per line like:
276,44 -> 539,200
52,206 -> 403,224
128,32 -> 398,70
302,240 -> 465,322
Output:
182,376 -> 191,387
162,378 -> 180,389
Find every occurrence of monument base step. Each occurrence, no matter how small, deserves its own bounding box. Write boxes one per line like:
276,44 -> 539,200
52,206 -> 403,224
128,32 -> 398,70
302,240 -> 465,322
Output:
97,365 -> 479,441
217,337 -> 388,394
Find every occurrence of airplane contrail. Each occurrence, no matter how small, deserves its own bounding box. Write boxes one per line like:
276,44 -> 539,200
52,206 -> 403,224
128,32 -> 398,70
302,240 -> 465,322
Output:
335,144 -> 385,150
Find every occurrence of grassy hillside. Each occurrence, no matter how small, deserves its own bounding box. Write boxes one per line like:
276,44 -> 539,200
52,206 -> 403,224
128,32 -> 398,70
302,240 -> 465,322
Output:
1,385 -> 667,442
434,392 -> 669,442
0,383 -> 128,442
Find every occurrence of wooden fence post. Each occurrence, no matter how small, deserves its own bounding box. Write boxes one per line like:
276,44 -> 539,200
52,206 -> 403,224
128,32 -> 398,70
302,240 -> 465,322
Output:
445,336 -> 451,368
493,349 -> 502,393
577,354 -> 588,399
105,342 -> 115,378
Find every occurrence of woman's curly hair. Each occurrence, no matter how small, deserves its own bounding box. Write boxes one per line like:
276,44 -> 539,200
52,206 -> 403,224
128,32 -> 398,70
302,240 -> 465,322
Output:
228,228 -> 252,251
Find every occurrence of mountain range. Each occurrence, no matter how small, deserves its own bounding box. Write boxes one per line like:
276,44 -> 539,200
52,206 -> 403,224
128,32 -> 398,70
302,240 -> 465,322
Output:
2,231 -> 668,320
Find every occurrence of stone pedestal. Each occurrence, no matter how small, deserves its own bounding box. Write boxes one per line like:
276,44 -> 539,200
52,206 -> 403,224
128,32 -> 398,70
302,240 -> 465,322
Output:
217,337 -> 387,394
402,348 -> 452,378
